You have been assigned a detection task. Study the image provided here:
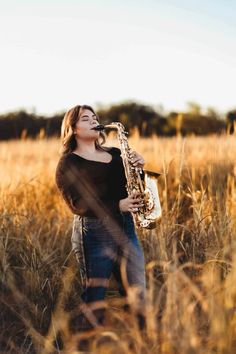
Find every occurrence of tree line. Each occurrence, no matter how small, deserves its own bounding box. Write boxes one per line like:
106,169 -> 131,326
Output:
0,101 -> 235,140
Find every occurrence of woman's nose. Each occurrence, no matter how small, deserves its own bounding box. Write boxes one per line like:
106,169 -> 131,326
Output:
91,118 -> 97,125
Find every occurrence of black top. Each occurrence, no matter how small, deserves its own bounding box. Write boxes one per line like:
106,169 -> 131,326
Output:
55,147 -> 129,219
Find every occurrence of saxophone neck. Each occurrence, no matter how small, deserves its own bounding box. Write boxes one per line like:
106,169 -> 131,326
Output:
104,122 -> 128,134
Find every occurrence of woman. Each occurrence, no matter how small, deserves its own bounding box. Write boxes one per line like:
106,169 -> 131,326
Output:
55,104 -> 146,331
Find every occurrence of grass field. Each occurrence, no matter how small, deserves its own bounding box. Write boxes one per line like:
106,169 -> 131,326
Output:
0,133 -> 236,353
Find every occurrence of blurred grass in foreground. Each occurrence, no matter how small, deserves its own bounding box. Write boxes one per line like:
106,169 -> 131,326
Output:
0,133 -> 236,353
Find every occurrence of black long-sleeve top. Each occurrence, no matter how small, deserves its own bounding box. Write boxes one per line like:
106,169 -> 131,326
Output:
55,147 -> 129,219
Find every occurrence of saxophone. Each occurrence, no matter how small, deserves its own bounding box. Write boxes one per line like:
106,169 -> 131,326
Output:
93,122 -> 162,229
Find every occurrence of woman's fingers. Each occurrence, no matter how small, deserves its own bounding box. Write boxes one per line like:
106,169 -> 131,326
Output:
132,196 -> 142,201
129,193 -> 143,204
132,159 -> 145,167
119,194 -> 144,213
128,197 -> 144,212
129,207 -> 139,213
130,191 -> 143,198
129,205 -> 143,213
129,198 -> 142,205
126,192 -> 145,213
130,151 -> 145,167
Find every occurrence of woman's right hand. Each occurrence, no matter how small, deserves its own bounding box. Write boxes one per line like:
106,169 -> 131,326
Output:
119,192 -> 144,213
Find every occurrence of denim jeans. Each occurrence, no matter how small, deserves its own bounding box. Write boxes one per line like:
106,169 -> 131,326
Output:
71,211 -> 146,328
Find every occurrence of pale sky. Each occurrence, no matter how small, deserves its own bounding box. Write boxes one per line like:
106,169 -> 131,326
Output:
0,0 -> 236,116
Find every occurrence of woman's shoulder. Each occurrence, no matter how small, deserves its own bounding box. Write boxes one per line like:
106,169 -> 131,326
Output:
55,153 -> 84,187
56,152 -> 72,164
55,153 -> 80,172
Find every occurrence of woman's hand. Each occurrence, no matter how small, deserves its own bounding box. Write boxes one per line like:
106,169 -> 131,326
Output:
130,150 -> 145,168
119,192 -> 144,213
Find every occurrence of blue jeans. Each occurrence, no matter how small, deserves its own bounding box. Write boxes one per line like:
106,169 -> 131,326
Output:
71,212 -> 146,327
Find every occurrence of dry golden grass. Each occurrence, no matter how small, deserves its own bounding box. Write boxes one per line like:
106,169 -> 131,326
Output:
1,133 -> 236,353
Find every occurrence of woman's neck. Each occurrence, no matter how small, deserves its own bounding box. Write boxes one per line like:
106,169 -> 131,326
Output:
74,139 -> 97,155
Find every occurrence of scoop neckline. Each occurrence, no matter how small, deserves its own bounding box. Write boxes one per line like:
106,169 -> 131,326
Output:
70,151 -> 113,164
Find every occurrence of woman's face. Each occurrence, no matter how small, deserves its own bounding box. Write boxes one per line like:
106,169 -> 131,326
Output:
73,108 -> 99,140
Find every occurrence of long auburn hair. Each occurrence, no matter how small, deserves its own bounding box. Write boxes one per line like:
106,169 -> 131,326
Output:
59,104 -> 109,155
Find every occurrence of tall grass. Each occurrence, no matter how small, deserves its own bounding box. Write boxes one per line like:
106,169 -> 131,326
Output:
0,133 -> 236,353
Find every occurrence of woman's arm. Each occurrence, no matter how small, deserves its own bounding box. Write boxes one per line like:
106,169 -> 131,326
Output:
55,158 -> 89,215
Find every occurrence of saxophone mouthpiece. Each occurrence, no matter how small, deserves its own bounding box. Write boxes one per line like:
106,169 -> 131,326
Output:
91,124 -> 105,131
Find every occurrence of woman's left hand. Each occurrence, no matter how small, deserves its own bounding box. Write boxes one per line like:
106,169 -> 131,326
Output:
130,150 -> 145,168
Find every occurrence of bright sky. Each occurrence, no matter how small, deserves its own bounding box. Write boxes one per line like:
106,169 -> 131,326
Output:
0,0 -> 236,116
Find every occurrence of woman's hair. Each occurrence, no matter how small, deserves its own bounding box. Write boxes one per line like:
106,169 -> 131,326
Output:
59,104 -> 108,155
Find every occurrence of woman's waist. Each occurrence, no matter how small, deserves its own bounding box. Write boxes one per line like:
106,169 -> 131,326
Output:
74,212 -> 122,223
74,211 -> 132,226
